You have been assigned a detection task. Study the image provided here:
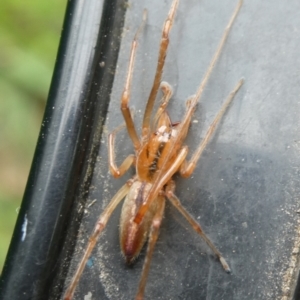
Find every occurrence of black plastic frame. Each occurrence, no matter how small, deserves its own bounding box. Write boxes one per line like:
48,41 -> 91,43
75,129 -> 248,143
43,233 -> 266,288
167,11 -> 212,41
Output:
0,0 -> 126,299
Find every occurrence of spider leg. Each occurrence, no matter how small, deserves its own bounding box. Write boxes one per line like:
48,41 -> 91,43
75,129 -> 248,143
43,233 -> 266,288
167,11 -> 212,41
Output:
165,181 -> 230,272
152,81 -> 173,128
121,11 -> 148,151
193,0 -> 243,105
143,0 -> 243,171
180,79 -> 243,178
108,124 -> 135,178
136,196 -> 166,300
148,0 -> 243,149
64,182 -> 131,300
142,0 -> 179,139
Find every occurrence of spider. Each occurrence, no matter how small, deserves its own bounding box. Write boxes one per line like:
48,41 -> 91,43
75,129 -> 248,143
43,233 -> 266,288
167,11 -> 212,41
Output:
64,0 -> 243,299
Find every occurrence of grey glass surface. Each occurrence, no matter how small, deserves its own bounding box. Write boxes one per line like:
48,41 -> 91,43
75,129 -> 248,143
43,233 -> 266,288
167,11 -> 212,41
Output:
65,1 -> 300,299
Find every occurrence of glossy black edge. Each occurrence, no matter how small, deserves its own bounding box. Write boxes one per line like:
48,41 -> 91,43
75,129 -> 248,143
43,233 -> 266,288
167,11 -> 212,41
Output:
0,0 -> 126,299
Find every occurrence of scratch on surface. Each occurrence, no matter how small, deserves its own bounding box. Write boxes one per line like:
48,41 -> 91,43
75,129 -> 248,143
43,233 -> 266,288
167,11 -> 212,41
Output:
21,213 -> 28,242
205,260 -> 213,300
87,199 -> 97,208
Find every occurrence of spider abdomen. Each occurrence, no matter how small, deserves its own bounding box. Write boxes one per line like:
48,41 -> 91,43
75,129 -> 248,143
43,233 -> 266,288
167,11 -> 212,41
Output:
119,181 -> 159,263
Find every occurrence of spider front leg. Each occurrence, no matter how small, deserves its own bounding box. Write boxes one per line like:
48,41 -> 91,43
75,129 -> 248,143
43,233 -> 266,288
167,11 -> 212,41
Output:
64,182 -> 131,300
180,78 -> 243,178
152,81 -> 173,128
193,0 -> 243,104
142,0 -> 179,139
108,124 -> 135,178
120,11 -> 147,151
165,181 -> 230,272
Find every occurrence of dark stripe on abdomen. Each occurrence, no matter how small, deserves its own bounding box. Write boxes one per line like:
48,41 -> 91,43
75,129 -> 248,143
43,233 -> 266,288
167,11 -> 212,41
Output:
148,142 -> 166,178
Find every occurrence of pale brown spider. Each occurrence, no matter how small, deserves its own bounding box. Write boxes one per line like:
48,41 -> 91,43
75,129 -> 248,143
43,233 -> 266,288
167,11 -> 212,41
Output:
64,0 -> 243,299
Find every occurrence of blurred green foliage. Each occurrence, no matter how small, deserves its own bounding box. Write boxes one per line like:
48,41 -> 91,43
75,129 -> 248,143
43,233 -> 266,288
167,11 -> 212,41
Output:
0,0 -> 66,271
